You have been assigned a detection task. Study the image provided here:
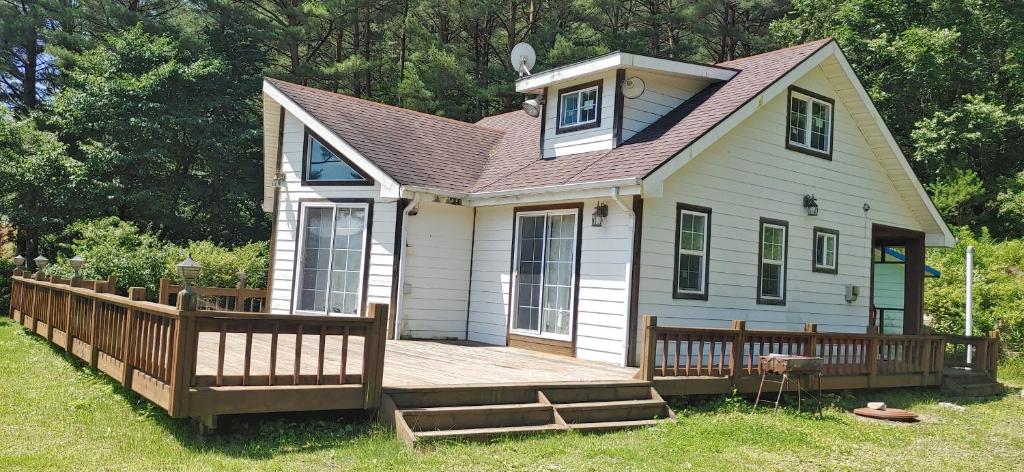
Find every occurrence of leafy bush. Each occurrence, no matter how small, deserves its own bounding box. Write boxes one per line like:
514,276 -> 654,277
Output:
46,217 -> 268,298
926,226 -> 1024,352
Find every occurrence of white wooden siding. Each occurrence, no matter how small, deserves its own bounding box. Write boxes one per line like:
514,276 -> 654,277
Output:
542,71 -> 617,158
269,111 -> 397,314
399,200 -> 474,339
466,198 -> 632,364
636,65 -> 923,349
620,72 -> 705,142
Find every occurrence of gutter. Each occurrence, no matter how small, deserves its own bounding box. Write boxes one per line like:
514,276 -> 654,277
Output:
609,187 -> 635,367
393,192 -> 421,339
466,178 -> 642,201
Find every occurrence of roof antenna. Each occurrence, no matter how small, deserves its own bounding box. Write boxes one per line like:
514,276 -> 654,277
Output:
510,42 -> 536,77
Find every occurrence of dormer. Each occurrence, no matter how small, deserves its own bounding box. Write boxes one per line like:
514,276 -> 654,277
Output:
516,52 -> 737,159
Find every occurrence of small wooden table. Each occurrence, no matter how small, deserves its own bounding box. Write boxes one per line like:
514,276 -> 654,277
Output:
753,355 -> 823,415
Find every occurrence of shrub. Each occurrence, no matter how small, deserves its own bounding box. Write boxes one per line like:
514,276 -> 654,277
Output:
165,240 -> 269,289
926,226 -> 1024,352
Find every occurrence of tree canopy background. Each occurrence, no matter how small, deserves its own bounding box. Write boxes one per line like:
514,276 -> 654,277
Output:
2,0 -> 1023,346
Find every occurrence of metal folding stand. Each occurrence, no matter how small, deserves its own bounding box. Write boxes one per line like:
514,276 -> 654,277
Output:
751,355 -> 824,416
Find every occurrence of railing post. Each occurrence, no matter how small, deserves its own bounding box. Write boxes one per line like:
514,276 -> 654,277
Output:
866,325 -> 879,388
120,287 -> 145,389
987,330 -> 1000,381
639,315 -> 658,382
920,336 -> 933,385
158,278 -> 170,306
89,296 -> 100,369
361,312 -> 388,408
804,323 -> 818,357
64,285 -> 74,350
168,310 -> 198,418
730,320 -> 746,387
44,279 -> 55,342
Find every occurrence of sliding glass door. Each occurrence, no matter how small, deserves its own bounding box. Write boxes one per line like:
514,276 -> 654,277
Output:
512,210 -> 578,340
295,204 -> 367,316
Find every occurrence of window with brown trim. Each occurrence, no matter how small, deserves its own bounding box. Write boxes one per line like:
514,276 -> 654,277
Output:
556,80 -> 602,134
757,218 -> 788,305
673,203 -> 711,300
812,227 -> 839,274
786,86 -> 834,159
301,128 -> 373,186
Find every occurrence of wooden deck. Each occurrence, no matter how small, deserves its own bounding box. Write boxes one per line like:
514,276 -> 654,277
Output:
194,335 -> 638,388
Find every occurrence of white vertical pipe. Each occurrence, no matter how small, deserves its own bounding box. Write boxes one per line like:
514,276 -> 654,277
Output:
610,187 -> 634,367
394,192 -> 421,340
965,245 -> 974,364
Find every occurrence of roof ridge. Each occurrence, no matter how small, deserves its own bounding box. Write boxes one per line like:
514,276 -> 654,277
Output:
265,77 -> 506,135
716,37 -> 833,66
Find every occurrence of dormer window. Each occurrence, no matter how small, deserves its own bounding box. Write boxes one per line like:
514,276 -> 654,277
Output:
786,86 -> 834,159
302,129 -> 372,185
556,80 -> 602,134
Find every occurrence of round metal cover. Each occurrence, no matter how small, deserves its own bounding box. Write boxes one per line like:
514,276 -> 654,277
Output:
853,407 -> 918,422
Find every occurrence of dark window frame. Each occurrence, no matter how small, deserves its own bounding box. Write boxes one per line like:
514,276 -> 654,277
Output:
785,86 -> 835,160
672,203 -> 712,300
300,127 -> 375,187
812,227 -> 839,274
555,80 -> 603,134
756,217 -> 789,306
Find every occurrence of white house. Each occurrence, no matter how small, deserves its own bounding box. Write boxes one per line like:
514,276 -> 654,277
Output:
259,38 -> 952,368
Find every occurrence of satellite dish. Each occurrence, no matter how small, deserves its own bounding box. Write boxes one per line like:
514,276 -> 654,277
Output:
510,42 -> 536,76
621,76 -> 645,99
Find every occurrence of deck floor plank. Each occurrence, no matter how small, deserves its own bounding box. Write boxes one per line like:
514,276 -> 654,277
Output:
194,333 -> 638,388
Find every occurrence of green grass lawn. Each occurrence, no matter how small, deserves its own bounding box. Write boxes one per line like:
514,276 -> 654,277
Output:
1,317 -> 1022,471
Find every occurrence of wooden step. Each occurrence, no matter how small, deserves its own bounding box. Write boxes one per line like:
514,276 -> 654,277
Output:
401,403 -> 554,431
566,418 -> 666,433
540,383 -> 654,404
555,399 -> 670,424
942,381 -> 1005,397
414,423 -> 568,442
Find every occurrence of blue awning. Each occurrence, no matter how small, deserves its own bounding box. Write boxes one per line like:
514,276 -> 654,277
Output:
883,247 -> 940,278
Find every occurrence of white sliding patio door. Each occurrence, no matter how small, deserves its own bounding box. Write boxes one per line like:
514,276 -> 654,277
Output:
295,204 -> 368,316
511,210 -> 578,340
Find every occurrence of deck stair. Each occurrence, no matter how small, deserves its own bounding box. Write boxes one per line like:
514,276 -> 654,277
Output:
382,381 -> 675,446
941,368 -> 1004,397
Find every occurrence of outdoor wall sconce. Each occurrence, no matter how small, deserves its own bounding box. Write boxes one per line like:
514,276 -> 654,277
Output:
803,194 -> 819,216
272,171 -> 286,189
176,254 -> 203,310
69,255 -> 85,280
592,202 -> 609,227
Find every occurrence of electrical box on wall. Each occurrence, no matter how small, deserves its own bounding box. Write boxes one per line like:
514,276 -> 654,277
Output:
845,285 -> 859,303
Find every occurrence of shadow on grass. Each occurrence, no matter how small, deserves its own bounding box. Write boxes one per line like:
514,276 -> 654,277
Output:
1,318 -> 388,460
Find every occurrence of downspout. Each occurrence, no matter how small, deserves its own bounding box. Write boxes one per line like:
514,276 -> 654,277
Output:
394,192 -> 421,340
610,187 -> 635,367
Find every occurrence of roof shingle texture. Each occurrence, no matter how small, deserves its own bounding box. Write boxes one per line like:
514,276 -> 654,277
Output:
267,38 -> 832,194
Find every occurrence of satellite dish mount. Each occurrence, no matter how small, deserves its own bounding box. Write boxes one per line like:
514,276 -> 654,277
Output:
511,42 -> 537,77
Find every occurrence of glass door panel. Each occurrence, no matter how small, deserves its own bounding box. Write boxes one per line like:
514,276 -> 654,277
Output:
512,211 -> 577,338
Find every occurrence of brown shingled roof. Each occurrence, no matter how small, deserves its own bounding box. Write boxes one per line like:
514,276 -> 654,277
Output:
267,38 -> 833,195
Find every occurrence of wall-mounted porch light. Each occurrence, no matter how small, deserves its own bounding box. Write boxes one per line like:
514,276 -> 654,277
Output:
592,202 -> 609,227
803,194 -> 819,216
272,170 -> 286,189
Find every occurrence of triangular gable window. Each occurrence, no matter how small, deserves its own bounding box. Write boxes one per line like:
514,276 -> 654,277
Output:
304,132 -> 372,184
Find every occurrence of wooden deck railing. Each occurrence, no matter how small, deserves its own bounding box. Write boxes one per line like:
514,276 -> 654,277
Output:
7,272 -> 387,419
157,277 -> 267,313
638,315 -> 994,395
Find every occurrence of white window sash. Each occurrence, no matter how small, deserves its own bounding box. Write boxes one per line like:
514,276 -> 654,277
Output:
677,209 -> 709,294
760,224 -> 786,299
815,232 -> 837,269
293,203 -> 369,316
559,86 -> 599,128
788,91 -> 831,152
509,209 -> 578,341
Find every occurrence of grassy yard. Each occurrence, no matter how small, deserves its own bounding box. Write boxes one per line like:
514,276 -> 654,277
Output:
1,318 -> 1022,471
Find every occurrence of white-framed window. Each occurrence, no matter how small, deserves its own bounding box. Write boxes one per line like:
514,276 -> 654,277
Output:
758,219 -> 788,304
510,208 -> 579,341
788,88 -> 833,155
293,202 -> 369,315
674,204 -> 711,299
813,228 -> 839,273
558,83 -> 600,130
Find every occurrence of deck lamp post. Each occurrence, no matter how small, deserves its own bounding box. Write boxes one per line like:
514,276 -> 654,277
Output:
69,255 -> 85,284
176,254 -> 202,310
11,254 -> 25,274
33,255 -> 48,280
803,194 -> 819,216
